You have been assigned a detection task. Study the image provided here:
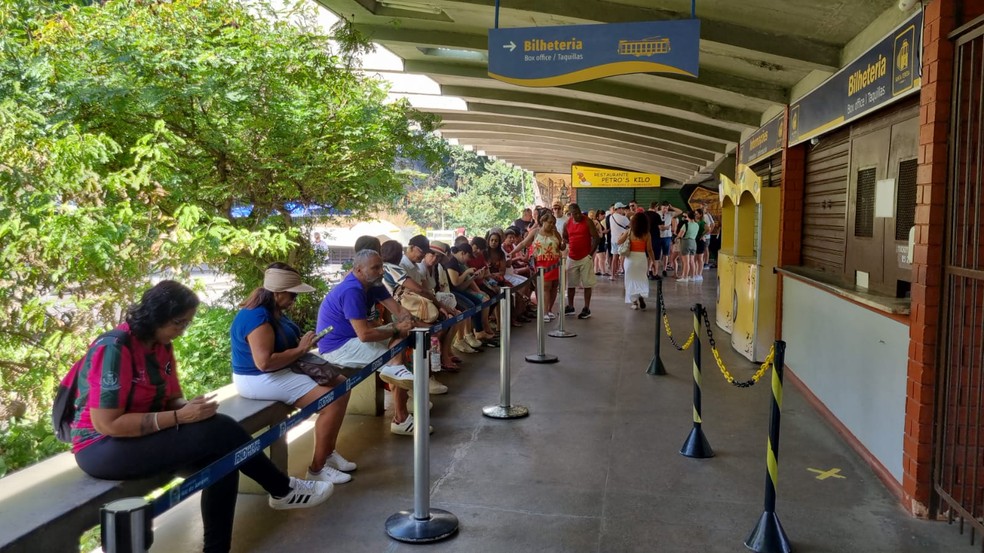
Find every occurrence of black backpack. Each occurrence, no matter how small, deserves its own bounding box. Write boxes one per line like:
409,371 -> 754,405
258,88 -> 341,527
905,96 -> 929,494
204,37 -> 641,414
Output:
52,329 -> 130,443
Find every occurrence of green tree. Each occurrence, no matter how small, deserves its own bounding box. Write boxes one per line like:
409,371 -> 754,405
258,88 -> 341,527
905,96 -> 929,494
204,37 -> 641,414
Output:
0,0 -> 442,471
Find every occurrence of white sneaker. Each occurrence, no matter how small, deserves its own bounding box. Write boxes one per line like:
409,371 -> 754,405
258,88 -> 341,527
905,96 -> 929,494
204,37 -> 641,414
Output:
269,477 -> 332,510
676,277 -> 689,282
325,450 -> 357,472
694,275 -> 704,282
390,414 -> 433,436
378,364 -> 413,390
306,465 -> 352,484
429,376 -> 448,395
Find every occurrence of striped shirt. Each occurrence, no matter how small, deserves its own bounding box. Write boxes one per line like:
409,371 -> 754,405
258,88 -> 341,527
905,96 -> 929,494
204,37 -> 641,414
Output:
71,323 -> 182,453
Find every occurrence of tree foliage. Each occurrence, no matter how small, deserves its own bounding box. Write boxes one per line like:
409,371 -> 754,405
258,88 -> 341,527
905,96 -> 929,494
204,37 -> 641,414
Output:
403,144 -> 533,234
0,0 -> 443,471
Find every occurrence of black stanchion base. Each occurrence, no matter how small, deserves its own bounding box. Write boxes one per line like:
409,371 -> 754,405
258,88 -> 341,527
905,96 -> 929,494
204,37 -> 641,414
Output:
646,356 -> 667,375
385,509 -> 459,543
744,511 -> 792,553
680,425 -> 715,458
482,404 -> 530,419
525,353 -> 559,364
547,330 -> 577,338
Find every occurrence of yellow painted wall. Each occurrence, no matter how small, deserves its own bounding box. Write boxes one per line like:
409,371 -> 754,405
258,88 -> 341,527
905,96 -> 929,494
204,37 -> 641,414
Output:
716,252 -> 735,333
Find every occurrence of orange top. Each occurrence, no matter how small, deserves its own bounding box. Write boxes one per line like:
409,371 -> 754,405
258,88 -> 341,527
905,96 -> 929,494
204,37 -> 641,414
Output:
630,238 -> 647,252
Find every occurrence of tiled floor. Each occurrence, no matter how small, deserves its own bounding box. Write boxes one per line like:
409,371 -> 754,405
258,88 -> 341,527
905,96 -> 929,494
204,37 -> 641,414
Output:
151,272 -> 969,552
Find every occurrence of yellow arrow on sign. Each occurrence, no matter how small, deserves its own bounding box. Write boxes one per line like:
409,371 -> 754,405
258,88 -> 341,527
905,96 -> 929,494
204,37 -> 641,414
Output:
807,468 -> 846,480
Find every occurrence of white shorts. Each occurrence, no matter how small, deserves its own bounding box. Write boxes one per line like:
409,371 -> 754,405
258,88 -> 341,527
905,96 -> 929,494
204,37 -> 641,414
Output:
566,255 -> 597,288
233,370 -> 317,406
321,336 -> 389,368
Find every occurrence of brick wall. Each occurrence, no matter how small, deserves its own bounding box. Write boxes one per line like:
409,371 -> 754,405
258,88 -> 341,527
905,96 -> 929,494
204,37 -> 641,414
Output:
903,0 -> 959,516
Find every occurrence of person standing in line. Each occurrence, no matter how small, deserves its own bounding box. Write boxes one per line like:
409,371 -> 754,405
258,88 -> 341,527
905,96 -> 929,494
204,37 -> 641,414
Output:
553,201 -> 569,231
676,211 -> 701,282
700,206 -> 716,270
608,202 -> 631,280
562,203 -> 600,319
616,211 -> 656,310
509,211 -> 566,321
513,208 -> 534,237
659,202 -> 683,275
645,202 -> 662,279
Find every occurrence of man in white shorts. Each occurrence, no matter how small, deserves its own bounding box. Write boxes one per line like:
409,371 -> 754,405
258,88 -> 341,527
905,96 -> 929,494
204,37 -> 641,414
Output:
562,203 -> 600,319
317,249 -> 419,435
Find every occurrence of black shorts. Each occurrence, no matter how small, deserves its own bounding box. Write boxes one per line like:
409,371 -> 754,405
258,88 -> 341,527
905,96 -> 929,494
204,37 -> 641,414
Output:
696,239 -> 707,254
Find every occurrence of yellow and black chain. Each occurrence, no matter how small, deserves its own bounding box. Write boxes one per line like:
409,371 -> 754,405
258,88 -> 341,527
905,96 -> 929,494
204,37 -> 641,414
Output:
657,283 -> 695,351
699,307 -> 774,388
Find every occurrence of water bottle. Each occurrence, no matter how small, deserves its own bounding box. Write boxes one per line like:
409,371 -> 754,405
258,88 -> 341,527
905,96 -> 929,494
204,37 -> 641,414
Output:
429,336 -> 441,372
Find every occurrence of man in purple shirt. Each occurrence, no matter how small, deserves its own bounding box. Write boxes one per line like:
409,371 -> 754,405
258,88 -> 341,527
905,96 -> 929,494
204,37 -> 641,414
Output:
317,250 -> 422,435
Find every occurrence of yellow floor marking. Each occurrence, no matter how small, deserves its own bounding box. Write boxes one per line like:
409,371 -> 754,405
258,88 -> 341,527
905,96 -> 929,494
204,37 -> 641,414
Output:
807,467 -> 846,480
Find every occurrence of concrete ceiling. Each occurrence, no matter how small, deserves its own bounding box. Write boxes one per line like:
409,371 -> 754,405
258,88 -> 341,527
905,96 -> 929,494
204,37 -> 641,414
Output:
315,0 -> 901,185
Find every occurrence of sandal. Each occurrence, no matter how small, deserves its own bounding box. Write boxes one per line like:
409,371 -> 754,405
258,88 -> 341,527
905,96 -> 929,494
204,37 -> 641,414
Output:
451,356 -> 463,363
440,362 -> 461,373
511,321 -> 524,328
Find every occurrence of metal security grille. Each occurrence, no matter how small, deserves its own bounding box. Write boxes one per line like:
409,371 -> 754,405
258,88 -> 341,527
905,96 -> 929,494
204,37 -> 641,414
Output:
854,167 -> 876,237
935,21 -> 984,544
895,159 -> 918,241
802,128 -> 850,272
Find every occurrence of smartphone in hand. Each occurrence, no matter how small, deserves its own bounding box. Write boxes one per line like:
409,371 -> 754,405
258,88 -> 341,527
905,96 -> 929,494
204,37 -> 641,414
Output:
314,326 -> 333,341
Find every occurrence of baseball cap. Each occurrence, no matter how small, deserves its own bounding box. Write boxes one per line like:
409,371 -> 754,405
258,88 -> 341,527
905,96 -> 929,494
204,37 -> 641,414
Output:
614,201 -> 627,208
263,268 -> 315,294
408,235 -> 430,252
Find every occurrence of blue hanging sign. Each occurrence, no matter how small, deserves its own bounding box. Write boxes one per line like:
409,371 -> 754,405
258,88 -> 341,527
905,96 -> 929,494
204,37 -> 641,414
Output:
788,11 -> 922,146
488,20 -> 700,87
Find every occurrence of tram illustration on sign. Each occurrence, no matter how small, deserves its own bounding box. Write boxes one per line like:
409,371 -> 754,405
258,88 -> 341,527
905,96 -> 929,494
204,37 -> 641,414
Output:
617,36 -> 670,57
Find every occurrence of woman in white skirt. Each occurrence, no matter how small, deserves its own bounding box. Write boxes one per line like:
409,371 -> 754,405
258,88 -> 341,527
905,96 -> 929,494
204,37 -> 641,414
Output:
616,211 -> 656,310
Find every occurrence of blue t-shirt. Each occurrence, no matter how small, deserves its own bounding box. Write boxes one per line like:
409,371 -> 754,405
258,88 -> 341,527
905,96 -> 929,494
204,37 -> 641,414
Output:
317,272 -> 391,354
230,307 -> 302,376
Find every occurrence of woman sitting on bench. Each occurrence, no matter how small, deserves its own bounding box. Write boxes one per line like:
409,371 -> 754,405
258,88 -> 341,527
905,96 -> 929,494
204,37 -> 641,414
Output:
72,280 -> 332,553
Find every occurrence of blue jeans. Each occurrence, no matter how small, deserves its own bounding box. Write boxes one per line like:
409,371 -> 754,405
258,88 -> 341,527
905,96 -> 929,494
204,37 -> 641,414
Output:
453,289 -> 484,332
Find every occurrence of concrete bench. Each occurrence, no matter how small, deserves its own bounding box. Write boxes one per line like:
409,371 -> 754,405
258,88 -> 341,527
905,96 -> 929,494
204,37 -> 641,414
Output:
0,384 -> 292,553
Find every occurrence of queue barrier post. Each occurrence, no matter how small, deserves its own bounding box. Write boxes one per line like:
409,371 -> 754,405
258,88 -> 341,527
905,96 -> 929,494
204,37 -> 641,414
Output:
744,340 -> 792,553
680,303 -> 714,459
525,266 -> 558,364
386,329 -> 459,543
101,497 -> 153,553
647,277 -> 667,375
484,287 -> 529,419
548,256 -> 576,339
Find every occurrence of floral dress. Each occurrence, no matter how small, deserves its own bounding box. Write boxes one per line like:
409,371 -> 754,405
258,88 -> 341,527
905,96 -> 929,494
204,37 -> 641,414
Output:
532,232 -> 562,281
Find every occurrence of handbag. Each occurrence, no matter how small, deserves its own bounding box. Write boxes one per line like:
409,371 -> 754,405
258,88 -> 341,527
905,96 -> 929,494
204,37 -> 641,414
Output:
617,238 -> 631,255
289,352 -> 342,386
399,290 -> 440,323
435,291 -> 457,310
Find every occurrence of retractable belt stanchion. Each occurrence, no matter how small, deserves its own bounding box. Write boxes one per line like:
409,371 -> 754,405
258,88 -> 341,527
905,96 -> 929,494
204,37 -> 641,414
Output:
484,287 -> 529,419
548,257 -> 576,338
745,340 -> 792,553
525,266 -> 558,364
101,497 -> 153,553
680,303 -> 714,458
386,329 -> 459,543
647,277 -> 667,375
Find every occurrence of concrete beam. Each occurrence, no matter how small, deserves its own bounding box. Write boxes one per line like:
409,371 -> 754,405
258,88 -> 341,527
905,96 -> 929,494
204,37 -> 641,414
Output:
402,48 -> 788,106
433,110 -> 718,162
438,121 -> 709,165
393,59 -> 762,127
441,85 -> 742,143
471,148 -> 694,181
443,103 -> 729,154
430,0 -> 841,71
437,130 -> 701,173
